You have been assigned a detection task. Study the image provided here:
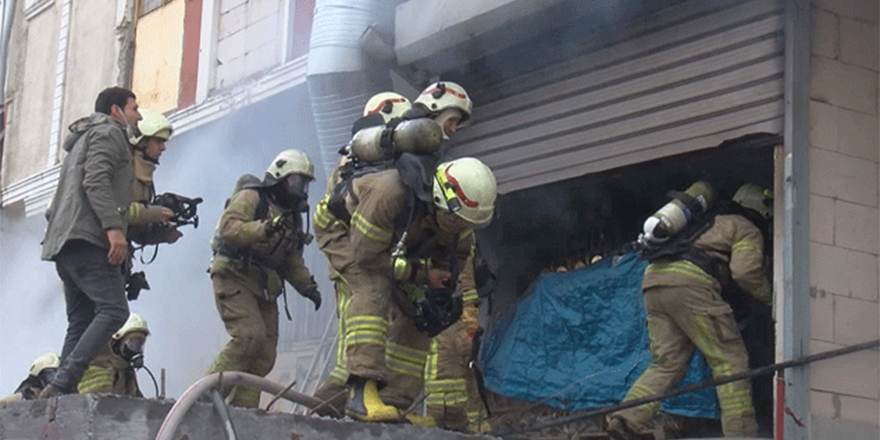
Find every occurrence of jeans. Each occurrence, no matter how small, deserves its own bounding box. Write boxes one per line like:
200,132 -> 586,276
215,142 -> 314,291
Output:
51,240 -> 129,392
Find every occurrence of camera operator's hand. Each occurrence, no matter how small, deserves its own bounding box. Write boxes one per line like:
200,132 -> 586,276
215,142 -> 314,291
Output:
158,207 -> 174,222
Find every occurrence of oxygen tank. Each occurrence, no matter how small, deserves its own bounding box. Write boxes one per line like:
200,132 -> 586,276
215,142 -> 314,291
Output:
639,181 -> 715,245
349,118 -> 443,162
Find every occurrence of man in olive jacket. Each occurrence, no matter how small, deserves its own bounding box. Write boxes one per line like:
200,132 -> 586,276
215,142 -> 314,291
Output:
39,87 -> 142,397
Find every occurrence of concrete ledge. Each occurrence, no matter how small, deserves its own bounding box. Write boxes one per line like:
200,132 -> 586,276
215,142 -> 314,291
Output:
0,394 -> 498,440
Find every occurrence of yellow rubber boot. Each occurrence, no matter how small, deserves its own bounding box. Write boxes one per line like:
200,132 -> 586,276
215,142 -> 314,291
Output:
345,378 -> 401,422
404,414 -> 436,427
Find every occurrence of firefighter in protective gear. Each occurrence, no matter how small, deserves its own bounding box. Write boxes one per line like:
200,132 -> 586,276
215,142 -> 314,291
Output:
126,109 -> 180,246
312,155 -> 496,423
351,92 -> 412,135
313,92 -> 416,416
412,82 -> 472,139
0,353 -> 61,402
607,183 -> 773,439
206,149 -> 321,408
78,313 -> 149,397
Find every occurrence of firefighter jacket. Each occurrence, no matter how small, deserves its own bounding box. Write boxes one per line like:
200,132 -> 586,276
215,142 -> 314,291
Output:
314,168 -> 475,318
125,149 -> 176,245
77,345 -> 142,397
642,214 -> 772,305
210,188 -> 318,300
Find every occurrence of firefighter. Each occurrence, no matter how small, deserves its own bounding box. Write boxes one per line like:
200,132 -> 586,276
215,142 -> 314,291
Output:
312,92 -> 413,417
0,353 -> 60,402
606,183 -> 774,439
126,109 -> 181,246
312,155 -> 496,423
408,81 -> 473,140
207,149 -> 322,408
78,313 -> 149,397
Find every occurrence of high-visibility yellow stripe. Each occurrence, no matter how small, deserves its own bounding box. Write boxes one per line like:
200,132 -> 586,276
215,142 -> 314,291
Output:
78,367 -> 114,393
645,260 -> 716,284
462,288 -> 478,303
313,200 -> 338,229
425,340 -> 439,380
426,392 -> 468,406
459,229 -> 474,241
346,332 -> 386,347
731,240 -> 762,254
425,379 -> 466,393
386,356 -> 425,377
387,341 -> 428,361
351,212 -> 392,243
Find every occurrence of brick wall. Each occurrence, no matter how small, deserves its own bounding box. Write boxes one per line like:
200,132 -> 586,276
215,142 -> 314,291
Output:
808,0 -> 879,433
215,0 -> 284,90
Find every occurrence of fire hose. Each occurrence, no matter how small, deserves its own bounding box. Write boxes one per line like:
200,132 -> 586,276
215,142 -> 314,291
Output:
493,339 -> 880,438
155,372 -> 323,440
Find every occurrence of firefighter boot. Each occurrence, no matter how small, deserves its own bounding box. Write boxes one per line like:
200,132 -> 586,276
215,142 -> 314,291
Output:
404,414 -> 437,427
606,415 -> 638,440
345,377 -> 401,422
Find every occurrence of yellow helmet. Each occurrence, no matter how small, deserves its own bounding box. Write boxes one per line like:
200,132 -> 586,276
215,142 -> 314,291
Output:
29,352 -> 60,377
266,149 -> 315,182
363,92 -> 411,123
432,157 -> 497,228
414,82 -> 473,122
132,109 -> 173,144
112,313 -> 150,340
732,183 -> 773,219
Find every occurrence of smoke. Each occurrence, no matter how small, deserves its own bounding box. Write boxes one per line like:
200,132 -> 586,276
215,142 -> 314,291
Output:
0,86 -> 336,399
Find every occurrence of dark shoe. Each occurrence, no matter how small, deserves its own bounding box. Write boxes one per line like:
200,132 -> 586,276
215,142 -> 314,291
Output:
606,416 -> 638,440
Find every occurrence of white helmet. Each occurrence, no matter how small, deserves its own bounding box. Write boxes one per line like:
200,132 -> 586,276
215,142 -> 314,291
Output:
113,313 -> 150,340
29,352 -> 60,377
414,82 -> 473,122
732,183 -> 773,219
132,109 -> 173,144
432,157 -> 497,228
363,92 -> 411,123
266,149 -> 315,182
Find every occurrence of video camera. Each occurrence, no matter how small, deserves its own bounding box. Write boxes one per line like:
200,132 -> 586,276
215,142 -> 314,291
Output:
152,192 -> 203,228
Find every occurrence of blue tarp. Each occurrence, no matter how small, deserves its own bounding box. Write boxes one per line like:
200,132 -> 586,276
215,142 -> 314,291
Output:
481,252 -> 720,419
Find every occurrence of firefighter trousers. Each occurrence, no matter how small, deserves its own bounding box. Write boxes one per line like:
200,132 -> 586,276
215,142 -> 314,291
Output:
339,270 -> 430,411
425,319 -> 472,431
208,272 -> 279,408
612,284 -> 757,437
312,279 -> 352,416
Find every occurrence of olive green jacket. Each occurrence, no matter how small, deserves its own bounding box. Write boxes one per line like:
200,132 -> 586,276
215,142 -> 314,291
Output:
42,113 -> 133,259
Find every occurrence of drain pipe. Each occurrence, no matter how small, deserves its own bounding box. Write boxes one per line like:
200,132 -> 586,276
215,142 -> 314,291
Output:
155,372 -> 323,440
307,0 -> 401,177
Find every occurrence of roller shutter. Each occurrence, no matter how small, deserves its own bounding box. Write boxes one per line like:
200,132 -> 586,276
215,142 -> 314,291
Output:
451,0 -> 785,194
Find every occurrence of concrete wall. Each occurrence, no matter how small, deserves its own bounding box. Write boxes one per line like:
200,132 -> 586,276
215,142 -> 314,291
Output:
808,0 -> 880,437
2,4 -> 59,187
214,0 -> 284,90
0,394 -> 493,439
132,0 -> 186,113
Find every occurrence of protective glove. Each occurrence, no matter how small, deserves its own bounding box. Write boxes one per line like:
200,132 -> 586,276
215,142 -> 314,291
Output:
300,287 -> 321,310
265,214 -> 295,236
